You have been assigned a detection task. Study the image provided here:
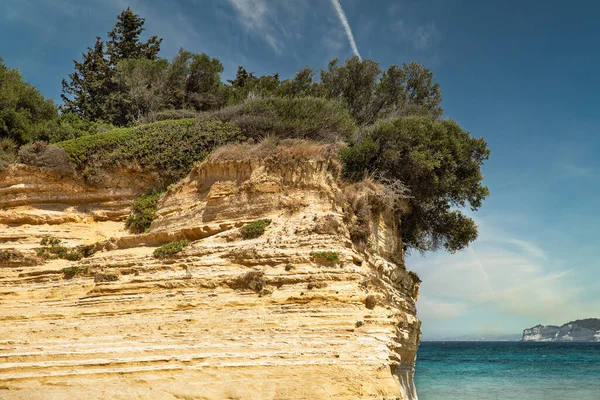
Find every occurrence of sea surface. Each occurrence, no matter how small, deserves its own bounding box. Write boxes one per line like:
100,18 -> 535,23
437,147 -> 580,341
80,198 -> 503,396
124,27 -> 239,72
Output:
414,341 -> 600,399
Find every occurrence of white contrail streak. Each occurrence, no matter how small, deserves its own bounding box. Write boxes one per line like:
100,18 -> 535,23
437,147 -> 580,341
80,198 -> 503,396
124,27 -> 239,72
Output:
329,0 -> 361,59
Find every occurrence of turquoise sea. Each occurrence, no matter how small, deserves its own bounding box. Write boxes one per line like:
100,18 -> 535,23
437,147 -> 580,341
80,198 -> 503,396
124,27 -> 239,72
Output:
415,341 -> 600,399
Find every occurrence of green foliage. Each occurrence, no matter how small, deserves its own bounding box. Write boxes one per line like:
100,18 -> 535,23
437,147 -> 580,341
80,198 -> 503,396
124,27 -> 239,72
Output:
153,109 -> 198,121
227,66 -> 280,103
320,57 -> 442,125
116,58 -> 170,122
40,237 -> 61,246
126,191 -> 161,233
167,49 -> 228,111
311,251 -> 340,262
37,237 -> 95,261
62,8 -> 163,126
37,244 -> 74,260
241,219 -> 272,239
107,7 -> 162,63
58,118 -> 242,181
277,67 -> 319,98
379,62 -> 443,119
0,249 -> 20,261
61,38 -> 116,123
206,97 -> 356,141
0,58 -> 58,144
153,239 -> 189,258
320,57 -> 381,125
340,116 -> 490,253
31,112 -> 114,143
61,266 -> 88,279
57,127 -> 134,167
114,49 -> 229,124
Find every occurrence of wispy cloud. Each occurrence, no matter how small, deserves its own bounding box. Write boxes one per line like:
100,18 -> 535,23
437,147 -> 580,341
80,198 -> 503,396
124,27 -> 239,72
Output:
225,0 -> 284,54
409,215 -> 597,335
329,0 -> 361,59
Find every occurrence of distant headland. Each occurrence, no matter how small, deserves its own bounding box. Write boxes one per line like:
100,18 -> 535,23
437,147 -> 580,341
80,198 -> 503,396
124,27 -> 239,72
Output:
522,318 -> 600,342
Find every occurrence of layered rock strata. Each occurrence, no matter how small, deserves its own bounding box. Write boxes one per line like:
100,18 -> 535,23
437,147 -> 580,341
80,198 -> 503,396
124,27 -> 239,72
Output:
0,147 -> 421,399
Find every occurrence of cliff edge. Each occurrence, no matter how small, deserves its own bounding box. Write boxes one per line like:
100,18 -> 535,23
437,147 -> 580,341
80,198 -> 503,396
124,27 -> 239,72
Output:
0,142 -> 421,399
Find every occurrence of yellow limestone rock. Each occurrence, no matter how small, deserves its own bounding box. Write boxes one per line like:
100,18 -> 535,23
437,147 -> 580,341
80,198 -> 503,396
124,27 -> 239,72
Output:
0,148 -> 421,399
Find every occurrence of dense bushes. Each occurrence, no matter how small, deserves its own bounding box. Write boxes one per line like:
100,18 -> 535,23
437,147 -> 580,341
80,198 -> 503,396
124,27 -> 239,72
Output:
205,97 -> 356,142
32,112 -> 114,143
53,97 -> 354,183
0,58 -> 58,144
126,191 -> 161,233
241,219 -> 271,239
37,237 -> 96,262
58,118 -> 242,181
152,109 -> 198,122
311,251 -> 340,263
153,239 -> 189,258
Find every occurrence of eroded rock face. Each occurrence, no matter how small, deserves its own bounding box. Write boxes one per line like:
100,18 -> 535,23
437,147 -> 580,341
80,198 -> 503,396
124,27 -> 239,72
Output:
0,155 -> 421,399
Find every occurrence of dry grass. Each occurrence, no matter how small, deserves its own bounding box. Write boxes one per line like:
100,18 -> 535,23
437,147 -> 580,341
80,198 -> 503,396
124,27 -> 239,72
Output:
342,176 -> 410,247
210,138 -> 342,163
312,215 -> 341,235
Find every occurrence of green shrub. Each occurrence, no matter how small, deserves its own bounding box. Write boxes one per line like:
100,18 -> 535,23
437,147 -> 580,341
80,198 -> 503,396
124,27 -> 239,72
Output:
30,112 -> 114,143
126,192 -> 162,233
40,237 -> 61,246
78,244 -> 97,258
0,249 -> 20,261
58,127 -> 134,167
61,266 -> 86,279
36,238 -> 94,261
0,58 -> 58,145
311,251 -> 340,263
58,118 -> 242,181
37,244 -> 69,259
153,239 -> 189,258
153,109 -> 198,121
241,219 -> 271,239
205,97 -> 357,142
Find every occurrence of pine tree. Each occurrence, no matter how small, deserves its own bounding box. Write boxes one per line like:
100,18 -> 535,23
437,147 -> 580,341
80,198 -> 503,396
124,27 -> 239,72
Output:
61,37 -> 113,122
61,8 -> 162,126
107,7 -> 162,63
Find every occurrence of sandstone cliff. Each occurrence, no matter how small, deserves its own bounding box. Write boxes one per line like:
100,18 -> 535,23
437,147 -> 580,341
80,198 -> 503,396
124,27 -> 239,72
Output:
522,318 -> 600,342
0,143 -> 421,399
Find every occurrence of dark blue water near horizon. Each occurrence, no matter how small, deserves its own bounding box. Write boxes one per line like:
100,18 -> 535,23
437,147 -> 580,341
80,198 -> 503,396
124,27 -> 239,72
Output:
414,341 -> 600,399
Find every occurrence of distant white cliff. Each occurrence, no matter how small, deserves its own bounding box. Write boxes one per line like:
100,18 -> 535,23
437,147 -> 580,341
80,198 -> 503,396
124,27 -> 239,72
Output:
522,318 -> 600,342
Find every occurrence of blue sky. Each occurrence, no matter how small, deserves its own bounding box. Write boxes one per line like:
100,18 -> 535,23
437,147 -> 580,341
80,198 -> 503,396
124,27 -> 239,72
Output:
2,0 -> 600,339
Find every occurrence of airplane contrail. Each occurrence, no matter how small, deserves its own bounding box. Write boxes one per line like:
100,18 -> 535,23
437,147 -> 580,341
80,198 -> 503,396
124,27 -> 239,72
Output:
329,0 -> 361,59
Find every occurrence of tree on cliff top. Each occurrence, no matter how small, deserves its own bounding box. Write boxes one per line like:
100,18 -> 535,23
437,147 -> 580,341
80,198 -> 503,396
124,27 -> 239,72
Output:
107,7 -> 162,63
0,58 -> 57,144
61,7 -> 162,126
341,117 -> 490,253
